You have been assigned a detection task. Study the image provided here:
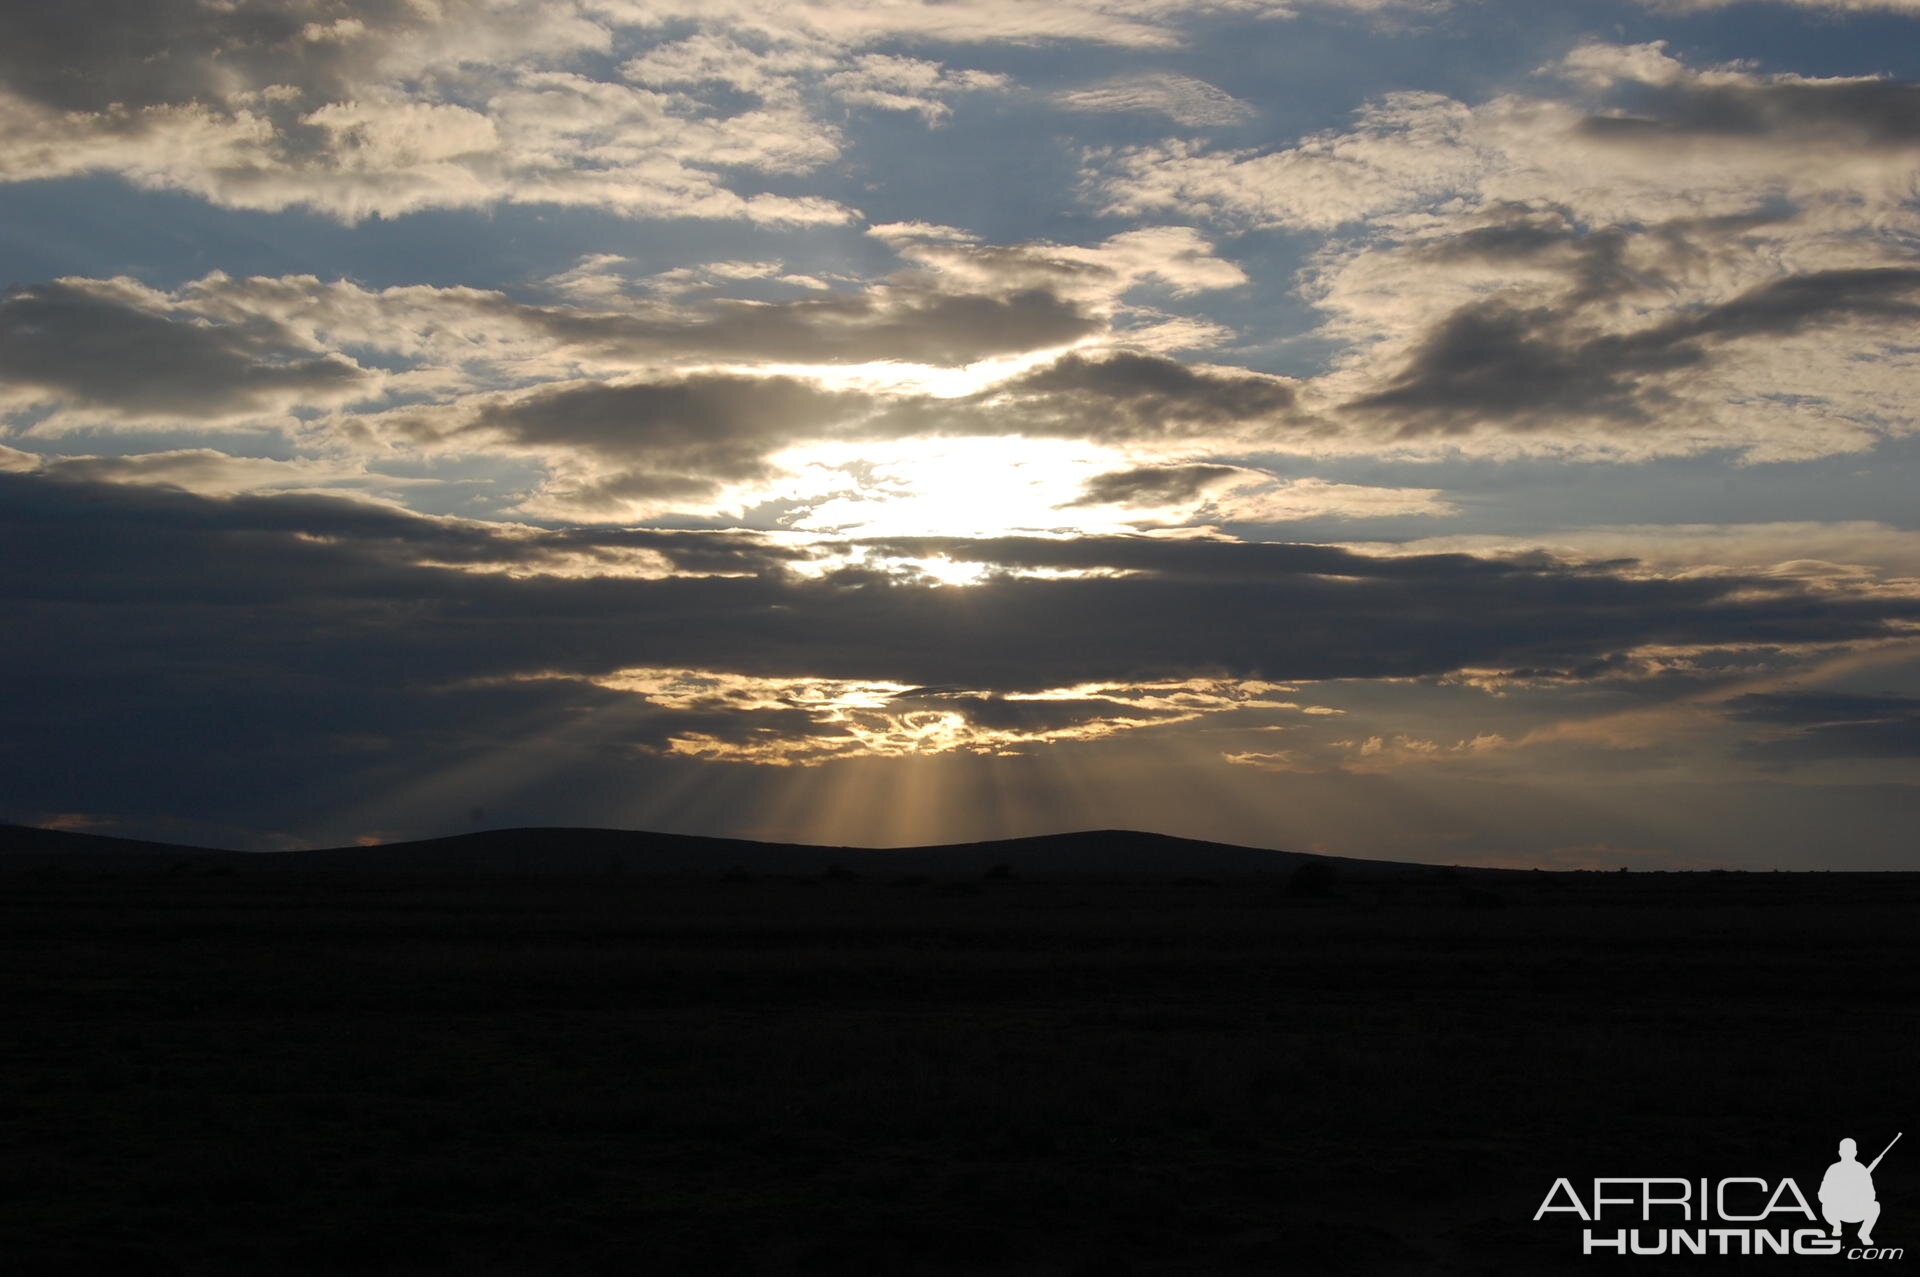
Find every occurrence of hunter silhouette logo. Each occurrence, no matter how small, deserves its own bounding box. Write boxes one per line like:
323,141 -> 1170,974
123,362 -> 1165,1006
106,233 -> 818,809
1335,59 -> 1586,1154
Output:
1823,1134 -> 1899,1248
1534,1132 -> 1904,1259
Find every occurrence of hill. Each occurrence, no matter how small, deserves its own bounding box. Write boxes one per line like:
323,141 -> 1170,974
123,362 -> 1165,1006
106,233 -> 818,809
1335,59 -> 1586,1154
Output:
0,822 -> 1451,879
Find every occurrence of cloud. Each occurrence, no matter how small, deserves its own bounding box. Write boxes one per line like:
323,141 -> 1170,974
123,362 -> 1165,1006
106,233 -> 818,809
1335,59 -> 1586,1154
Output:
871,223 -> 1249,301
0,0 -> 1418,223
12,471 -> 1918,689
0,231 -> 1137,408
452,373 -> 873,516
171,266 -> 1100,384
1084,43 -> 1920,460
154,224 -> 1230,382
541,286 -> 1105,368
4,470 -> 1916,841
598,0 -> 1312,51
1729,691 -> 1920,759
0,229 -> 1271,528
1640,0 -> 1920,11
0,279 -> 371,429
1209,477 -> 1455,522
1348,522 -> 1920,582
1339,266 -> 1920,446
1092,44 -> 1920,232
1322,731 -> 1513,773
570,669 -> 1309,765
0,3 -> 848,223
1054,73 -> 1255,126
1064,465 -> 1454,524
0,447 -> 442,499
0,262 -> 1263,540
961,350 -> 1300,443
820,54 -> 1010,122
0,2 -> 609,115
1088,91 -> 1484,230
1069,463 -> 1248,506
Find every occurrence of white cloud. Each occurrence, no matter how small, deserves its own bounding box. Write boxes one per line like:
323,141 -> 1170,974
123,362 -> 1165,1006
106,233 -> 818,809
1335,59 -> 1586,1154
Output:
0,77 -> 854,225
0,0 -> 1453,222
876,223 -> 1249,300
1210,476 -> 1455,522
0,224 -> 1255,528
1092,44 -> 1920,234
823,54 -> 1011,121
594,0 -> 1311,51
1088,91 -> 1484,229
1090,44 -> 1920,460
1055,73 -> 1255,126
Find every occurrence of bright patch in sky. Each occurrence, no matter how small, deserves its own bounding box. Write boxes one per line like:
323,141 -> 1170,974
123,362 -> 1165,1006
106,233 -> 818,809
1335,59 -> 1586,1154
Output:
764,437 -> 1128,537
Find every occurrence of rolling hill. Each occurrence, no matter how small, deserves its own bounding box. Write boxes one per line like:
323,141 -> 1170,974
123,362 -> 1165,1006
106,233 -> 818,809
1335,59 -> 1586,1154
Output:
0,822 -> 1453,879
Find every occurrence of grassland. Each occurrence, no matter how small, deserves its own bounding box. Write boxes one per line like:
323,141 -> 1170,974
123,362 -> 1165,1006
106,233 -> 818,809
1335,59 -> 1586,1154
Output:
5,863 -> 1916,1274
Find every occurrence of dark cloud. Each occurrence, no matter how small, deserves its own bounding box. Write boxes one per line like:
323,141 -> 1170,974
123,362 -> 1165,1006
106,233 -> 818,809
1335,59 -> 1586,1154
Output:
460,374 -> 867,493
541,526 -> 816,576
1729,690 -> 1920,759
847,534 -> 1568,582
0,0 -> 498,113
976,351 -> 1300,442
1584,74 -> 1920,149
1415,204 -> 1592,264
1346,298 -> 1695,432
1347,268 -> 1920,436
1413,203 -> 1651,308
0,283 -> 367,420
1685,268 -> 1920,342
9,471 -> 1916,682
6,471 -> 1920,839
532,287 -> 1103,368
1066,464 -> 1245,507
396,352 -> 1301,502
27,450 -> 270,487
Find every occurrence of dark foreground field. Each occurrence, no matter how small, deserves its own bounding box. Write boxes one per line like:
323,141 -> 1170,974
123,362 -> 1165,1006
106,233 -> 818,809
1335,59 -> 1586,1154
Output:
5,861 -> 1916,1274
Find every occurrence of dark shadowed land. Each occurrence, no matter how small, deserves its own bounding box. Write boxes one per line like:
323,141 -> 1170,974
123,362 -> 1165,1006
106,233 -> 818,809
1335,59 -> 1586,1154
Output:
5,826 -> 1916,1274
0,823 -> 1445,878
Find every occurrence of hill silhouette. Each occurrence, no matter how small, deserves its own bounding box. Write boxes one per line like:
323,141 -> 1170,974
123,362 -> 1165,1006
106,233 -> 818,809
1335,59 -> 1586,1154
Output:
0,822 -> 1457,878
7,818 -> 1917,1274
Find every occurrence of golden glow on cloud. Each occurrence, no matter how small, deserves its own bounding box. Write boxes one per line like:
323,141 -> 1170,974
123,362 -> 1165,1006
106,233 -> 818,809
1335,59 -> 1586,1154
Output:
574,668 -> 1328,765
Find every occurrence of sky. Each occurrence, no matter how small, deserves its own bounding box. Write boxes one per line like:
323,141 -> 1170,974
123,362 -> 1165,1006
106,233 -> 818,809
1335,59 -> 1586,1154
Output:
5,0 -> 1920,866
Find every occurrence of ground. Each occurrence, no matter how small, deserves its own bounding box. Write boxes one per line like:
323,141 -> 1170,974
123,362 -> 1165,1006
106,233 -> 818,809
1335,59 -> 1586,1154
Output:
5,863 -> 1914,1274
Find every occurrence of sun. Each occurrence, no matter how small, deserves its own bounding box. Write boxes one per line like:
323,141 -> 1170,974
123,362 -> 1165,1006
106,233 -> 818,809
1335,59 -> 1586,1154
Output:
754,435 -> 1146,539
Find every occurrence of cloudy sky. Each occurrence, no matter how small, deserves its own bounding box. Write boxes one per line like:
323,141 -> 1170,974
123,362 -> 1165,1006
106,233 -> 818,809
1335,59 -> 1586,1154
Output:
6,0 -> 1920,865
